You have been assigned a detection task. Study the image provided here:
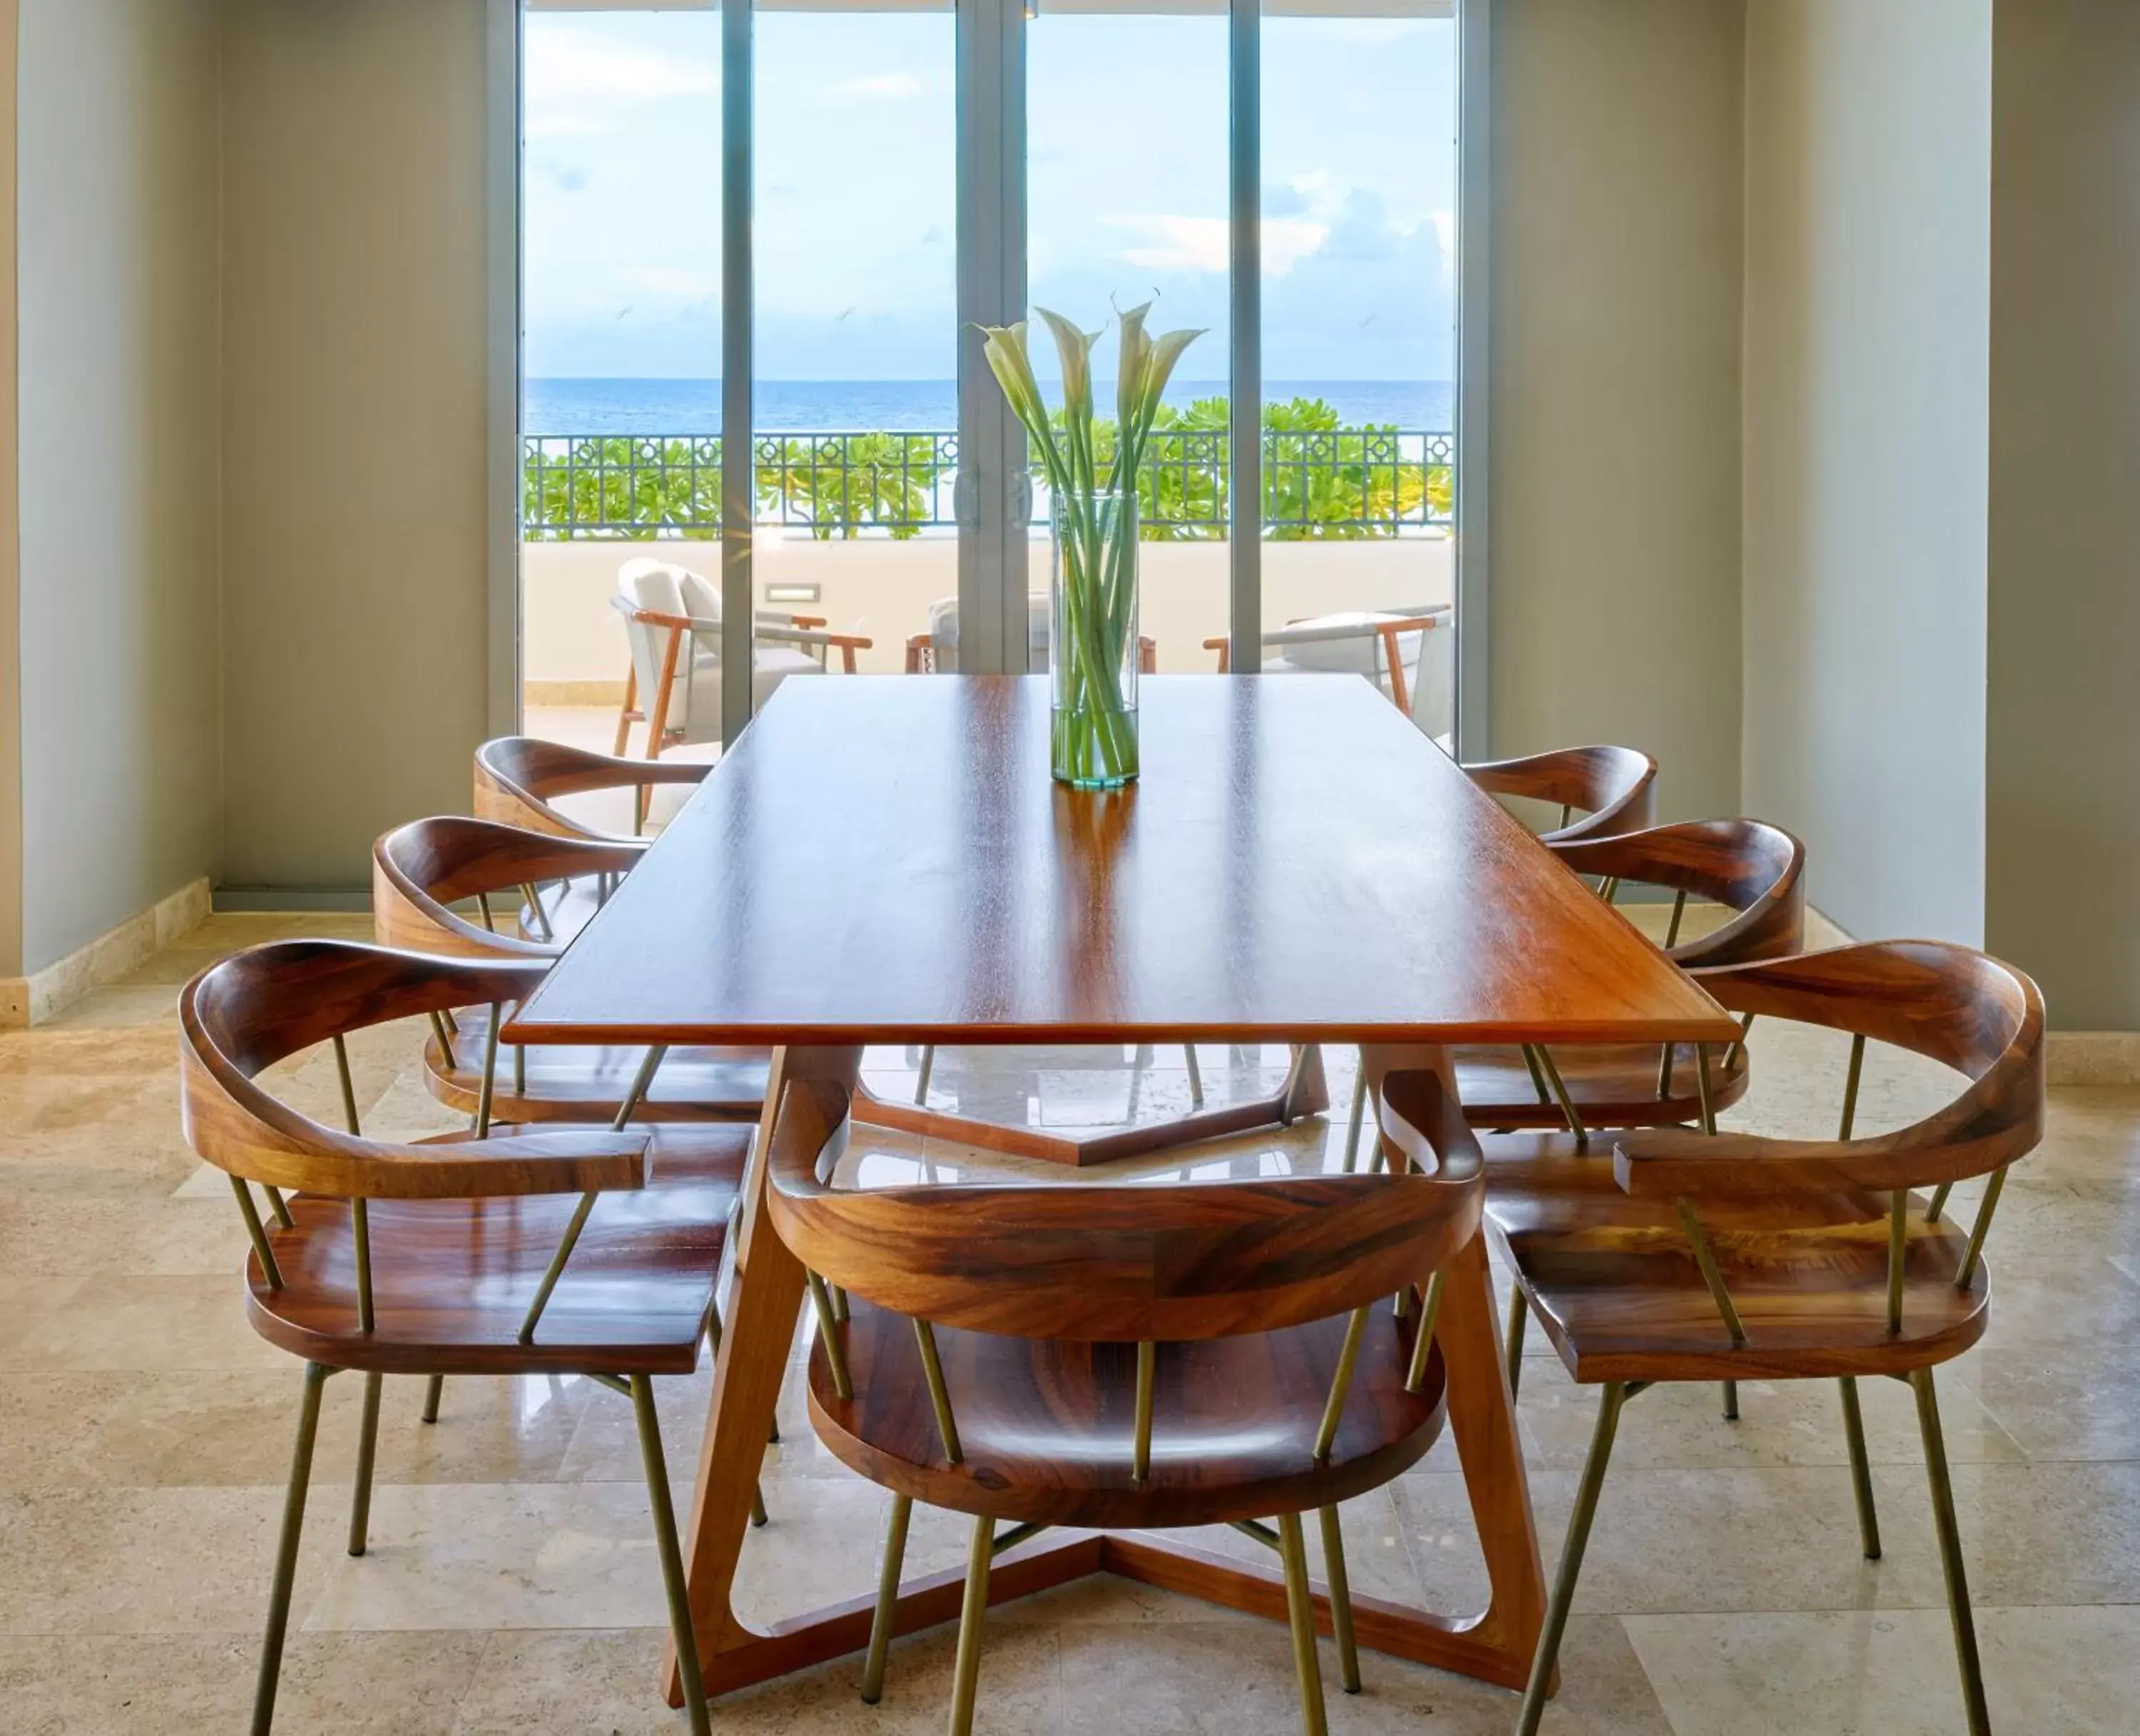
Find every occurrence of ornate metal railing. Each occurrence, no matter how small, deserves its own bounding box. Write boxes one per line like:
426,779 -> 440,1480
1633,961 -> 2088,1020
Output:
522,427 -> 1453,541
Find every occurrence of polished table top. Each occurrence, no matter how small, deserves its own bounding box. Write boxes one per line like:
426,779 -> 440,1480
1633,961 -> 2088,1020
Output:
508,675 -> 1738,1049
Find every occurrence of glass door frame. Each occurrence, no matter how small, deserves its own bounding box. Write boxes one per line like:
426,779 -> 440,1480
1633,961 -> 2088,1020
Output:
491,0 -> 1489,745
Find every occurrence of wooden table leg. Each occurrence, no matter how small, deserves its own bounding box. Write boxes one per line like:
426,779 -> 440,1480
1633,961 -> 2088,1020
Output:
664,1044 -> 856,1704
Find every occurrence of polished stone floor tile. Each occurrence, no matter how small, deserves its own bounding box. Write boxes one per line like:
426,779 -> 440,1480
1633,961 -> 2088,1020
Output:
1624,1603 -> 2140,1735
0,1630 -> 486,1736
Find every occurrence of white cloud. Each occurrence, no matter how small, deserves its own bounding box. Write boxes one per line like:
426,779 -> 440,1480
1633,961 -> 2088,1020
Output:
1104,215 -> 1329,277
524,28 -> 718,139
835,73 -> 924,101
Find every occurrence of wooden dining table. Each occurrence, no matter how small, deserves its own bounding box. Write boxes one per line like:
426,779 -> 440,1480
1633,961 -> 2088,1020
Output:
506,672 -> 1740,1710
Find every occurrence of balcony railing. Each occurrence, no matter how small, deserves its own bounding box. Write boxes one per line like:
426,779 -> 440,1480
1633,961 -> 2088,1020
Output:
522,427 -> 1454,542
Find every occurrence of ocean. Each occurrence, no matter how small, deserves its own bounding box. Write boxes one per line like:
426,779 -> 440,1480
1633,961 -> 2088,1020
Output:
526,378 -> 1453,435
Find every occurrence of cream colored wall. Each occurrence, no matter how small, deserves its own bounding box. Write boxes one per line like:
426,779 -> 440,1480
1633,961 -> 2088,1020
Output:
1985,0 -> 2140,1030
1740,0 -> 1992,946
1487,0 -> 1746,822
219,0 -> 491,891
524,538 -> 1452,683
0,1 -> 19,979
15,0 -> 223,971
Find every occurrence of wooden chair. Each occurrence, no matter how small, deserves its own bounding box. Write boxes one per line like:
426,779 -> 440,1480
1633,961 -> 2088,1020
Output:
179,939 -> 754,1736
766,1061 -> 1485,1736
372,815 -> 768,1128
1203,606 -> 1453,735
1462,745 -> 1656,843
1486,941 -> 2045,1736
1340,820 -> 1803,1174
475,734 -> 708,839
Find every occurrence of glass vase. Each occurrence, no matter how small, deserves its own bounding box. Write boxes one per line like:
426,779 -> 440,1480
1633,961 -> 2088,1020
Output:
1049,489 -> 1140,787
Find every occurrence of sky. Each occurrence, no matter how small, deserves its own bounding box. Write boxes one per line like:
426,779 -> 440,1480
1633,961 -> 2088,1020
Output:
521,8 -> 1458,384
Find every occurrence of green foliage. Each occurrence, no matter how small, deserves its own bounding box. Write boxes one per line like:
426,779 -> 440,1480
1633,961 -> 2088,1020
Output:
753,433 -> 944,541
521,399 -> 1453,541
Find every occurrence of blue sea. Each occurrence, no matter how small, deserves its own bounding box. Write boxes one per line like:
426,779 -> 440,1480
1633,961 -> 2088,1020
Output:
526,378 -> 1452,434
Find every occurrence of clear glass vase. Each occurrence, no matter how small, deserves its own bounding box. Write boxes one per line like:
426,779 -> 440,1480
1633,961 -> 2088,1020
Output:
1049,489 -> 1140,787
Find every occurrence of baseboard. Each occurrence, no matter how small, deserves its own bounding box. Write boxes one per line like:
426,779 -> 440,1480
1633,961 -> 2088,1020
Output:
0,877 -> 213,1028
2044,1033 -> 2140,1086
213,887 -> 373,914
524,680 -> 626,708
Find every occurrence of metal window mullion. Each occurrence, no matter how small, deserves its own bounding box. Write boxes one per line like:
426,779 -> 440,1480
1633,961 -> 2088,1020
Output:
1227,0 -> 1262,664
1453,0 -> 1492,755
720,0 -> 755,747
957,0 -> 1026,674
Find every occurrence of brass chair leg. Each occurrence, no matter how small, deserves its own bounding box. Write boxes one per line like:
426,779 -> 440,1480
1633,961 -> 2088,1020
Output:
1277,1511 -> 1329,1736
252,1362 -> 329,1736
1515,1380 -> 1629,1736
421,1374 -> 444,1424
1722,1379 -> 1741,1421
1505,1283 -> 1529,1401
914,1044 -> 937,1108
1317,1505 -> 1361,1693
1185,1043 -> 1205,1107
1912,1367 -> 1991,1736
1838,1376 -> 1882,1560
347,1372 -> 382,1556
862,1493 -> 912,1704
1342,1066 -> 1367,1173
947,1513 -> 994,1736
629,1374 -> 713,1736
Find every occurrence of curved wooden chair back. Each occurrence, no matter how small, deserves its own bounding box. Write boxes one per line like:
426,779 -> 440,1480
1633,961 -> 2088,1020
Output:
767,1066 -> 1483,1344
1614,941 -> 2044,1205
373,817 -> 643,961
1464,745 -> 1656,842
474,736 -> 708,840
1550,819 -> 1805,969
179,939 -> 646,1205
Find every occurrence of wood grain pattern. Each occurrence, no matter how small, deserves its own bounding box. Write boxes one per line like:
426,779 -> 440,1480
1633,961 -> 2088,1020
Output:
1552,818 -> 1805,969
373,817 -> 646,961
1453,818 -> 1800,1130
180,940 -> 648,1200
1611,942 -> 2044,1197
475,736 -> 709,841
1487,941 -> 2046,1386
243,1125 -> 746,1375
1464,745 -> 1656,843
768,1071 -> 1479,1341
807,1298 -> 1447,1528
510,678 -> 1738,1051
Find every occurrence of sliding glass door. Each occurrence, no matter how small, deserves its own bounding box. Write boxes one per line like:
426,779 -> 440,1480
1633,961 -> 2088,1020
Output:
516,0 -> 1464,742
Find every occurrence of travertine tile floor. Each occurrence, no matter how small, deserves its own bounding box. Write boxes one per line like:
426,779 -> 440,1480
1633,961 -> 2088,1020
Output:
4,909 -> 2137,1733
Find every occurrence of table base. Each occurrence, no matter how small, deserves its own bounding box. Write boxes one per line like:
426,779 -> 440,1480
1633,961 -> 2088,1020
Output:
850,1044 -> 1330,1168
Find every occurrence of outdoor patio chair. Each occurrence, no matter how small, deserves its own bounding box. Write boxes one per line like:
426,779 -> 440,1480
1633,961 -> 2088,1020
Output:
611,557 -> 872,757
1203,604 -> 1453,739
906,592 -> 1157,674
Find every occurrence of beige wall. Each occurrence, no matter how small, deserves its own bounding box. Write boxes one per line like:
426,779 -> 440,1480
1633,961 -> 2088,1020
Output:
15,0 -> 223,971
1487,0 -> 1746,822
219,0 -> 492,891
1985,0 -> 2140,1029
1741,0 -> 1992,946
0,1 -> 19,979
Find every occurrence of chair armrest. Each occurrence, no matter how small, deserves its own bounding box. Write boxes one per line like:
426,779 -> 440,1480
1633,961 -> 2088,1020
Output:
757,623 -> 872,650
1611,1108 -> 2028,1200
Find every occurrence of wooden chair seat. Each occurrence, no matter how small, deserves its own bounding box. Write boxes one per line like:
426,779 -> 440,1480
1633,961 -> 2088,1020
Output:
1482,1135 -> 1989,1382
424,1007 -> 768,1123
1453,1041 -> 1748,1130
805,1295 -> 1447,1531
245,1123 -> 750,1377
